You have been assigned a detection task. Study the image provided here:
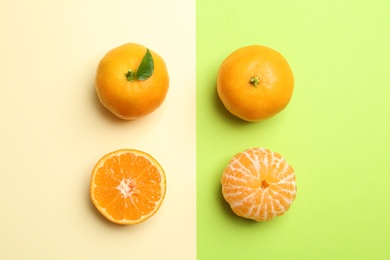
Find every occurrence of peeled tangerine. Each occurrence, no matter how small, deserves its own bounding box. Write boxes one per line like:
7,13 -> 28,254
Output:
221,148 -> 297,222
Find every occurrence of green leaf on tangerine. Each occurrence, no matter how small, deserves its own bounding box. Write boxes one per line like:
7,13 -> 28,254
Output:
136,48 -> 154,81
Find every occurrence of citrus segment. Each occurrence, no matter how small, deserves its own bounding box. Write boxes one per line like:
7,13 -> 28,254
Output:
90,149 -> 166,225
221,148 -> 296,222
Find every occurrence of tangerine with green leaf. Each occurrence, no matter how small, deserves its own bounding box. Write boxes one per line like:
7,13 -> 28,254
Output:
95,43 -> 169,120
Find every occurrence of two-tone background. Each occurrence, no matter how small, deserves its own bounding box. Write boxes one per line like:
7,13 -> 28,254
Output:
1,0 -> 390,259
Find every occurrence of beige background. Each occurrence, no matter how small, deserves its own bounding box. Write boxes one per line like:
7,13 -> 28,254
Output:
0,0 -> 195,259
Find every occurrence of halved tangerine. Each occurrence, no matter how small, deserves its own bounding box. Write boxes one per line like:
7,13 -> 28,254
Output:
90,149 -> 166,225
221,148 -> 296,222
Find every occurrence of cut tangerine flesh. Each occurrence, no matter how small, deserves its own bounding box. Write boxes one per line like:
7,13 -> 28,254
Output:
90,149 -> 166,225
221,148 -> 296,222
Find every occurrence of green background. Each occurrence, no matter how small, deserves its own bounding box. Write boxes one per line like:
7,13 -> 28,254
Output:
196,0 -> 390,259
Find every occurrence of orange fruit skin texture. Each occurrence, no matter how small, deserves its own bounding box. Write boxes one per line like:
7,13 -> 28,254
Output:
217,45 -> 294,122
95,43 -> 169,120
90,149 -> 166,225
221,148 -> 296,222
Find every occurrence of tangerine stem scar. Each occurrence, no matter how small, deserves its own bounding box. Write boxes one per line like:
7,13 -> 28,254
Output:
250,76 -> 260,86
126,69 -> 135,81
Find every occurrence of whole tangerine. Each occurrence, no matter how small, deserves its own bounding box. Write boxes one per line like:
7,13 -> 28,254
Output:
217,45 -> 294,122
95,43 -> 169,120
